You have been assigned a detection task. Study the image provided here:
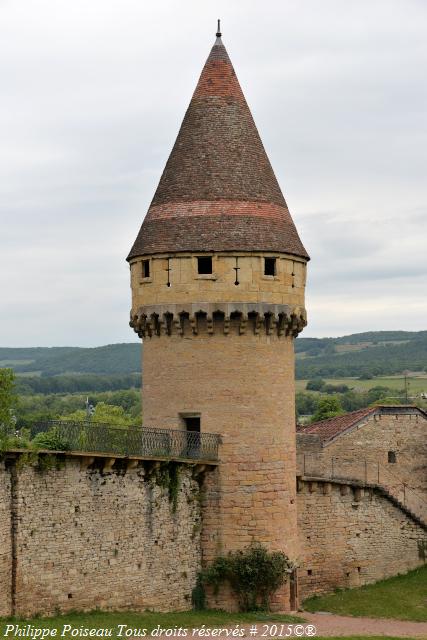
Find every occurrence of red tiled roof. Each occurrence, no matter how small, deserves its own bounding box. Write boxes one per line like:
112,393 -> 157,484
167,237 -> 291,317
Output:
297,405 -> 427,445
298,407 -> 375,444
128,35 -> 308,260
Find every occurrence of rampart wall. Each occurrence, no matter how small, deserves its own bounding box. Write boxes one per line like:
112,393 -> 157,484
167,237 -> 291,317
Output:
0,455 -> 202,617
297,477 -> 427,600
297,411 -> 427,522
1,450 -> 426,616
0,461 -> 12,616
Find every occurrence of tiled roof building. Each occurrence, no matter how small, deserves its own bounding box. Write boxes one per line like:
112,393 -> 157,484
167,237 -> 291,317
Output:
297,405 -> 427,445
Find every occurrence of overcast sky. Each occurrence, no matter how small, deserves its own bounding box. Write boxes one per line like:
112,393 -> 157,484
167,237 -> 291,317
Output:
1,0 -> 426,347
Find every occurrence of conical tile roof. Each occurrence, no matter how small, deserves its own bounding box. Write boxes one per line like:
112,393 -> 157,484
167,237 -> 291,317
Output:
128,34 -> 308,260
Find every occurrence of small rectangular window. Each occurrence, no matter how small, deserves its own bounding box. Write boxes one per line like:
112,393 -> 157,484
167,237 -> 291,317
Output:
142,259 -> 150,278
197,256 -> 212,275
184,416 -> 200,432
388,451 -> 397,463
264,257 -> 276,276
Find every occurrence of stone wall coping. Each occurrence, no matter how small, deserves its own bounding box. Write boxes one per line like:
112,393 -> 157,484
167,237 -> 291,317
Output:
3,448 -> 219,466
299,475 -> 427,531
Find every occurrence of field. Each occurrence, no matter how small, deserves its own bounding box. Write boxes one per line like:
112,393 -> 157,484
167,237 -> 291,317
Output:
303,566 -> 427,622
334,340 -> 410,353
296,375 -> 427,395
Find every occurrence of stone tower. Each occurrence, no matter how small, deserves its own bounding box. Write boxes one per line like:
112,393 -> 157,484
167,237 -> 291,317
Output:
128,27 -> 309,609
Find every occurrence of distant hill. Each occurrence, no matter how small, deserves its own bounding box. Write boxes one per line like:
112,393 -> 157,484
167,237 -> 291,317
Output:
1,331 -> 426,382
0,343 -> 141,376
295,330 -> 427,378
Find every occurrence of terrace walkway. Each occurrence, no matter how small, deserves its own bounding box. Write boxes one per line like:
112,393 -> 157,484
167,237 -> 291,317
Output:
28,420 -> 220,463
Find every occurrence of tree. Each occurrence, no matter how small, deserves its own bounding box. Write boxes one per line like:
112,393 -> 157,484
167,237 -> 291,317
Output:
306,378 -> 325,391
61,402 -> 135,426
311,396 -> 343,423
323,383 -> 350,394
296,392 -> 319,417
0,368 -> 17,438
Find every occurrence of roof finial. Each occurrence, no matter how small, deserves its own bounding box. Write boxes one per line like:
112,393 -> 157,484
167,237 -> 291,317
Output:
216,19 -> 221,38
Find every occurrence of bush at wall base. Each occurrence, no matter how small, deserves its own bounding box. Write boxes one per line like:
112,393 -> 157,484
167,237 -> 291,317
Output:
202,543 -> 295,612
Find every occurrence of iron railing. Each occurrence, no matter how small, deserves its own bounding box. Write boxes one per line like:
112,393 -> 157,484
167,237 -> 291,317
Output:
29,421 -> 220,461
297,452 -> 427,523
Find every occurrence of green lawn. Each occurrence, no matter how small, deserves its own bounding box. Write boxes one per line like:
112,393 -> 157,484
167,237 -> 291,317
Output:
0,611 -> 421,640
0,610 -> 302,638
303,566 -> 427,621
296,375 -> 427,394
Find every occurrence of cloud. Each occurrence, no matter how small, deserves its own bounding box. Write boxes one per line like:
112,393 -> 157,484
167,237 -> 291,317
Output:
0,0 -> 426,345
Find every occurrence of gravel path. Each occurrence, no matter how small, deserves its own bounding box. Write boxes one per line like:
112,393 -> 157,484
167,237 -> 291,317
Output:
143,614 -> 427,639
301,611 -> 427,638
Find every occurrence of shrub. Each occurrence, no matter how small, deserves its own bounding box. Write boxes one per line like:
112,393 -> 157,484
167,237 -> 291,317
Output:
203,543 -> 295,611
191,573 -> 206,611
0,428 -> 31,453
323,384 -> 350,394
32,428 -> 71,451
306,378 -> 325,391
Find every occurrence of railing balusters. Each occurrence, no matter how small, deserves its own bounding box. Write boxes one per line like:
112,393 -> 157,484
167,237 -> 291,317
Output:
29,421 -> 219,462
297,452 -> 427,523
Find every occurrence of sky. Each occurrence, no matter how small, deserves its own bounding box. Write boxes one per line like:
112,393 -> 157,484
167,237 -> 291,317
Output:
1,0 -> 426,347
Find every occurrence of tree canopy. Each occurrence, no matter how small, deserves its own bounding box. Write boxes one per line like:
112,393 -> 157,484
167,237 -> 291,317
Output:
311,397 -> 344,423
0,368 -> 17,437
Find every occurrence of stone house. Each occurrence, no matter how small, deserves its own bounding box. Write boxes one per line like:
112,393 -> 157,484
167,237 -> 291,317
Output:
296,405 -> 427,597
297,405 -> 427,519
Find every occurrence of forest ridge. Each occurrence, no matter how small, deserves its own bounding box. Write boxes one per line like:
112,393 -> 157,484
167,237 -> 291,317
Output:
0,330 -> 426,381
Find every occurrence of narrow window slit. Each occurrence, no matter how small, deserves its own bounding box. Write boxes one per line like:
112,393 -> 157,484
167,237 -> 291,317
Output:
264,257 -> 276,276
233,257 -> 240,285
142,259 -> 150,278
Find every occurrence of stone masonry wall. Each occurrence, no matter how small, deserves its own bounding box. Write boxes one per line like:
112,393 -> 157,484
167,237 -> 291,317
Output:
0,457 -> 202,617
297,478 -> 427,600
130,252 -> 306,310
143,328 -> 298,611
0,460 -> 12,616
297,411 -> 427,521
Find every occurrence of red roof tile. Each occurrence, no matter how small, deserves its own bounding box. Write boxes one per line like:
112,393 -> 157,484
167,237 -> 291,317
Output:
297,405 -> 427,445
128,35 -> 308,260
298,407 -> 375,444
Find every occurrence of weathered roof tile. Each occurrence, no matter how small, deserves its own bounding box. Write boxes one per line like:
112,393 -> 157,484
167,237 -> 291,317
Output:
297,405 -> 427,445
128,35 -> 308,260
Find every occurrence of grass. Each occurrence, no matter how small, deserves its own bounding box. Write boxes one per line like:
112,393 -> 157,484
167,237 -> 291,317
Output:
0,612 -> 421,640
303,566 -> 427,622
0,610 -> 303,638
334,341 -> 410,353
296,375 -> 427,394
